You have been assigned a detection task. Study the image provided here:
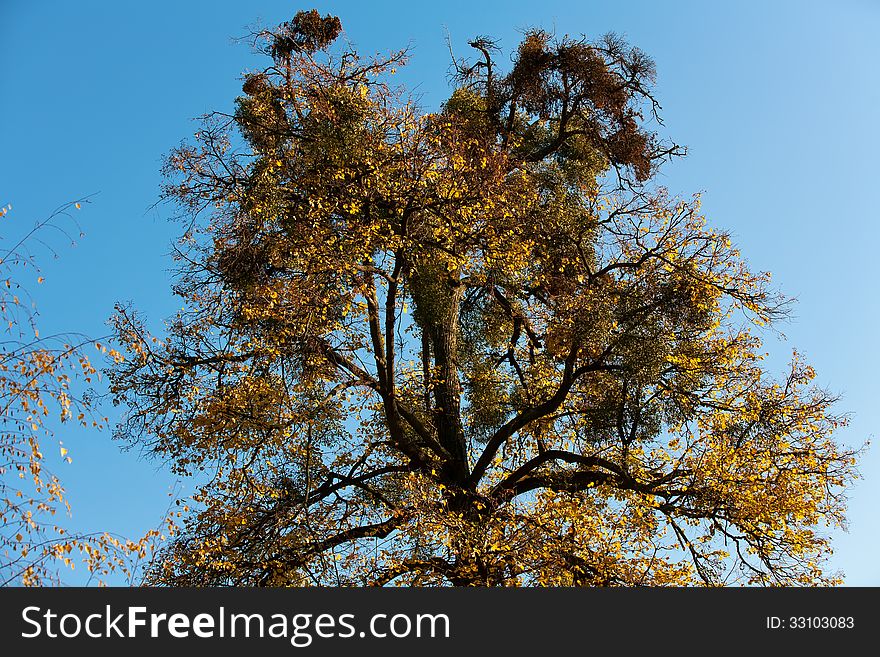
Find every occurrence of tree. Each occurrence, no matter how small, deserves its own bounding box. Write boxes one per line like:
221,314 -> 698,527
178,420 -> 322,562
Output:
110,10 -> 859,586
0,200 -> 161,586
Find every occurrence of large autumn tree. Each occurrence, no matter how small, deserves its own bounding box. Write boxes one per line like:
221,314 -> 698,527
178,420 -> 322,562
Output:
110,10 -> 858,586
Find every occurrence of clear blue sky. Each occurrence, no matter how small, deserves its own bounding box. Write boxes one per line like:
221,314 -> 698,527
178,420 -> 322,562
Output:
2,0 -> 878,584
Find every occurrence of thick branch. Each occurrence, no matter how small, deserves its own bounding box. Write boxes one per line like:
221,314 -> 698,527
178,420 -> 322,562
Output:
469,345 -> 619,486
320,341 -> 445,462
262,514 -> 408,583
492,449 -> 626,497
363,270 -> 389,390
368,556 -> 455,586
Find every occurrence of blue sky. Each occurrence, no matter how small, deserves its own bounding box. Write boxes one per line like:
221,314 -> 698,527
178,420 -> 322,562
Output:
2,0 -> 878,584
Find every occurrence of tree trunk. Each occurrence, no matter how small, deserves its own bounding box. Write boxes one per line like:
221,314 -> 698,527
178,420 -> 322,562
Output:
410,259 -> 469,484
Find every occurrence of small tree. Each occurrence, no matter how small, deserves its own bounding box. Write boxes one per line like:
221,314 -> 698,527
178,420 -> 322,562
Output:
110,11 -> 858,586
0,201 -> 160,585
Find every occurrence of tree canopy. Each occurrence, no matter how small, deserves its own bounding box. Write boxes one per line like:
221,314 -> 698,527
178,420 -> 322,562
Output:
110,10 -> 859,586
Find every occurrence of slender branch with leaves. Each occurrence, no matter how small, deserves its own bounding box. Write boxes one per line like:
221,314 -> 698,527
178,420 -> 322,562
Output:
0,200 -> 168,586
